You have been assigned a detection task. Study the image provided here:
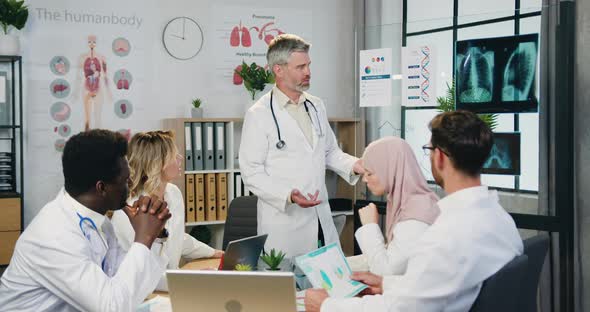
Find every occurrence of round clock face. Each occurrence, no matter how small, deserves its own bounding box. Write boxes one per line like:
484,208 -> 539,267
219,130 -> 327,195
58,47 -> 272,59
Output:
162,17 -> 204,60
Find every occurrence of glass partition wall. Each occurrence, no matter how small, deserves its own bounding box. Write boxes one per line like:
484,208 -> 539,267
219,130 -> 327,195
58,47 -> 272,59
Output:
354,1 -> 574,311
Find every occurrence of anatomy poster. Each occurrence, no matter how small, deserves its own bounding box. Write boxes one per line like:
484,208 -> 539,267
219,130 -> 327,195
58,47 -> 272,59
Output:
210,5 -> 312,94
402,45 -> 437,107
359,48 -> 393,107
23,0 -> 156,223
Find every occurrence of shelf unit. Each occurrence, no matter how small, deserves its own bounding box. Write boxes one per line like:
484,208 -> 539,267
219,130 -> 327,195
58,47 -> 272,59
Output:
163,118 -> 241,227
0,56 -> 23,265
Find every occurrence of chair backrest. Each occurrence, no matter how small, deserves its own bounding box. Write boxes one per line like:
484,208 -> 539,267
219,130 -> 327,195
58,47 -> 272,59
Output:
222,196 -> 258,250
469,254 -> 529,312
519,234 -> 550,312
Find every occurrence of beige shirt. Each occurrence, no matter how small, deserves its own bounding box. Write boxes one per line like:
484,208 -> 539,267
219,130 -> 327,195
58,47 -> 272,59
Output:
273,86 -> 314,146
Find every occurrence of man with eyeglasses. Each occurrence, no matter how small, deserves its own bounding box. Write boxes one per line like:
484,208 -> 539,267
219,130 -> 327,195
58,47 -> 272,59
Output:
305,110 -> 523,312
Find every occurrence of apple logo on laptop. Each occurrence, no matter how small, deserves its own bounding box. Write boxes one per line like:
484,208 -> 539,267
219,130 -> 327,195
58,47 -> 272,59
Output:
225,299 -> 242,312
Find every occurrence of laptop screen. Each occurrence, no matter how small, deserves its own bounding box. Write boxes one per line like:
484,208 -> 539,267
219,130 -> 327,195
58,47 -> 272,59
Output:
221,234 -> 268,270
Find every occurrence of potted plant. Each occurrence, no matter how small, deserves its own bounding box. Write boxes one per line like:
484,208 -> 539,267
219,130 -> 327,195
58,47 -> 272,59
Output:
234,263 -> 253,271
191,98 -> 203,118
260,248 -> 286,271
437,80 -> 498,130
235,61 -> 275,101
0,0 -> 28,55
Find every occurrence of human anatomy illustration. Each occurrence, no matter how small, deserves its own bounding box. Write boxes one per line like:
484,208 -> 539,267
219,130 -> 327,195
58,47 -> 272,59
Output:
229,21 -> 284,47
74,35 -> 112,131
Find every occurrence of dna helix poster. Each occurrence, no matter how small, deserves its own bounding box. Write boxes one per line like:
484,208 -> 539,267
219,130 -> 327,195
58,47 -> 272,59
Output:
402,44 -> 437,107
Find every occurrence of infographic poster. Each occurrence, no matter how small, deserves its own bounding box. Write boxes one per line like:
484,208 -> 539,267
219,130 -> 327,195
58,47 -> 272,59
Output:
359,48 -> 392,108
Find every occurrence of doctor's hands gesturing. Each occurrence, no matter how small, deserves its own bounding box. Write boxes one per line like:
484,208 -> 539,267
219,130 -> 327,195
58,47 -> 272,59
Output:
291,189 -> 322,208
123,195 -> 171,248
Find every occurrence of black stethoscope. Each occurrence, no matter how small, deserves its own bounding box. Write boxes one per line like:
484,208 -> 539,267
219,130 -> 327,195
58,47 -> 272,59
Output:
270,90 -> 324,150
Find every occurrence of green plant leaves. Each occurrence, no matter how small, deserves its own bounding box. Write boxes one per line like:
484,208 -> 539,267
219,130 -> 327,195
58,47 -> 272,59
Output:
192,98 -> 202,108
235,61 -> 274,100
234,263 -> 253,271
0,0 -> 28,35
260,248 -> 286,270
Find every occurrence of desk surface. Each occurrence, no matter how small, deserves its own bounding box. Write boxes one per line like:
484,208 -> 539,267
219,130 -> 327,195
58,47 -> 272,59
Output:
147,258 -> 222,299
181,258 -> 221,270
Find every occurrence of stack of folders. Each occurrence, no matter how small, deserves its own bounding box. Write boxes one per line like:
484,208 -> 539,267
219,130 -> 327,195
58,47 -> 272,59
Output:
233,172 -> 254,198
0,152 -> 13,192
184,122 -> 226,171
185,173 -> 228,222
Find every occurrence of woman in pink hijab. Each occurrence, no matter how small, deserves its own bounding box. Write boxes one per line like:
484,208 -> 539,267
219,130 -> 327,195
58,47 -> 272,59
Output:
351,136 -> 440,275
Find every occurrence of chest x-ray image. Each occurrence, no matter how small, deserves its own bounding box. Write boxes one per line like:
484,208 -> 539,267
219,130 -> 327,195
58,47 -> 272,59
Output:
482,132 -> 521,175
502,42 -> 537,102
455,34 -> 539,114
456,47 -> 494,103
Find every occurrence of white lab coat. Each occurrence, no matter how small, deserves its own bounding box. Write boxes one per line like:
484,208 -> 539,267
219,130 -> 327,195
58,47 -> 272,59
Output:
0,189 -> 167,312
321,186 -> 524,312
111,183 -> 215,290
239,90 -> 359,259
349,220 -> 430,275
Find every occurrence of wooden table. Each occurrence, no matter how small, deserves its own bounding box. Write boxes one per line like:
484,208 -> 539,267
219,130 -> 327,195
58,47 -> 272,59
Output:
181,258 -> 221,270
147,258 -> 222,299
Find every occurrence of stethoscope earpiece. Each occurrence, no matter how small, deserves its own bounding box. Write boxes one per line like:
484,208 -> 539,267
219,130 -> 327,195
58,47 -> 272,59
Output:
276,140 -> 286,149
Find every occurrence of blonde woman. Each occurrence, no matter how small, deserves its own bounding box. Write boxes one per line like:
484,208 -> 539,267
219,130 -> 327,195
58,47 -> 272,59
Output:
111,131 -> 222,290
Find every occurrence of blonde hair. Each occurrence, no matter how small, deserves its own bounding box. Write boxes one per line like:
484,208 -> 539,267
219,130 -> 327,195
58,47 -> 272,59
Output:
127,130 -> 178,198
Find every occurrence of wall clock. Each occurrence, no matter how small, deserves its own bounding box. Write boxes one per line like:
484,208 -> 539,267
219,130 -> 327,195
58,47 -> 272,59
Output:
162,17 -> 204,60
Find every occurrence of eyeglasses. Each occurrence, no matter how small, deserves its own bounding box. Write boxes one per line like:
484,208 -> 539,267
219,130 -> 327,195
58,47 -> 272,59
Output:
422,144 -> 435,156
422,144 -> 449,157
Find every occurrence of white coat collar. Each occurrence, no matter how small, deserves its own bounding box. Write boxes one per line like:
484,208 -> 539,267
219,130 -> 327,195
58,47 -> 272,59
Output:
62,188 -> 107,231
272,85 -> 308,110
436,185 -> 497,212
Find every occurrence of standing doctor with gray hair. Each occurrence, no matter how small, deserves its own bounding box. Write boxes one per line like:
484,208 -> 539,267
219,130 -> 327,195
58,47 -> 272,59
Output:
239,34 -> 365,264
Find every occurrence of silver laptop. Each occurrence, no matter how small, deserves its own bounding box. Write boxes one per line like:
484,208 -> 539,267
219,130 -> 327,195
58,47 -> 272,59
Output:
166,270 -> 298,312
222,234 -> 268,270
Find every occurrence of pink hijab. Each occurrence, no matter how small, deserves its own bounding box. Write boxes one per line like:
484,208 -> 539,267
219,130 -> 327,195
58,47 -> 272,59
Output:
362,136 -> 440,242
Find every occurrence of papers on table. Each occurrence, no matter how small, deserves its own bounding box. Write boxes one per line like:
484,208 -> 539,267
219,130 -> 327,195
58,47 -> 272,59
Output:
295,243 -> 368,298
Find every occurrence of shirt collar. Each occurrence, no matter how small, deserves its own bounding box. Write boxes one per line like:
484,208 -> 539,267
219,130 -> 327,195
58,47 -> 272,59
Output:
272,85 -> 307,110
436,185 -> 495,212
63,189 -> 106,230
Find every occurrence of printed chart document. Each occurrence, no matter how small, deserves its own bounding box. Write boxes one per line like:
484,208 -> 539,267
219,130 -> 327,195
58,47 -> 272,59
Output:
295,243 -> 367,298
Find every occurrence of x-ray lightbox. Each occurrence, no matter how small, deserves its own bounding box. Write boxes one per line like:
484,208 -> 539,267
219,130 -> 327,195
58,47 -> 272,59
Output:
482,132 -> 521,175
455,34 -> 539,114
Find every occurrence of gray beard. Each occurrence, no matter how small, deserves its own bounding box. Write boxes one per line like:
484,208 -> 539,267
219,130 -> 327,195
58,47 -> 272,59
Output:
295,84 -> 310,92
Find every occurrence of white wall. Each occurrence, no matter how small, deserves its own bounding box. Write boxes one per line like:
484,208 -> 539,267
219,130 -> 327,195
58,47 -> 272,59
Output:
23,0 -> 357,225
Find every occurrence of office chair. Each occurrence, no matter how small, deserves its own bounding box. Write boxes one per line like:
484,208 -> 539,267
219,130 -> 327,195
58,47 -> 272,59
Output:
221,195 -> 258,250
519,234 -> 550,312
469,254 -> 528,312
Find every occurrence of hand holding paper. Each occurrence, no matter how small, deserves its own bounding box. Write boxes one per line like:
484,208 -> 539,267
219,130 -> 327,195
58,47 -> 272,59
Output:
295,243 -> 368,298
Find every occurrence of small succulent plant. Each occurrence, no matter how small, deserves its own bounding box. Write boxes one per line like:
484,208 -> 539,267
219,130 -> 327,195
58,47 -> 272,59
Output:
260,248 -> 286,271
192,98 -> 202,108
234,263 -> 253,271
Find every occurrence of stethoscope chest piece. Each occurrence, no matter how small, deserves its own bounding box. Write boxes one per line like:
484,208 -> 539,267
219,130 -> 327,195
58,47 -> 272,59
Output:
270,90 -> 322,150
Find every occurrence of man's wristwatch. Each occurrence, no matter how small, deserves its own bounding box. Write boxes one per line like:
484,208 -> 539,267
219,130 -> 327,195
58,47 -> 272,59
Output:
154,228 -> 169,243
